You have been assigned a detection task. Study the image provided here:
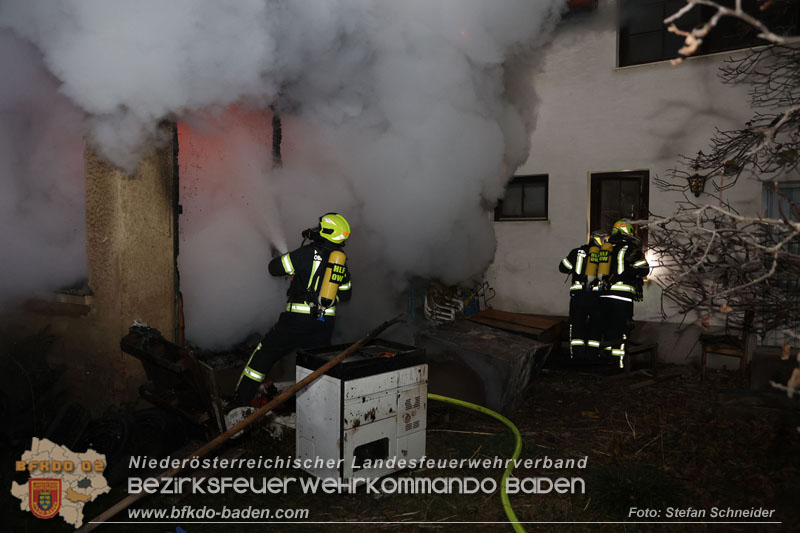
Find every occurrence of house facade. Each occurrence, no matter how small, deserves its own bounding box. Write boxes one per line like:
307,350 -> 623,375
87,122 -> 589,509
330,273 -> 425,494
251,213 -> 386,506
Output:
486,0 -> 798,363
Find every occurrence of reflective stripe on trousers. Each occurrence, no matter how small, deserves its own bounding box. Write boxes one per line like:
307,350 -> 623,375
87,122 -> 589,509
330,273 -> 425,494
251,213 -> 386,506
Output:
569,323 -> 585,357
611,334 -> 627,368
236,343 -> 266,391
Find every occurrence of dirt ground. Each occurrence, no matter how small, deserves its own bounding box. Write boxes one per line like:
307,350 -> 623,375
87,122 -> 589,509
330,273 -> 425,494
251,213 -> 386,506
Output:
5,349 -> 800,532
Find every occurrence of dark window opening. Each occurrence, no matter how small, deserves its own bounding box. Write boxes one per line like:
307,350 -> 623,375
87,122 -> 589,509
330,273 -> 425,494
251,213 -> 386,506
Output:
590,170 -> 649,244
619,0 -> 800,67
495,174 -> 548,221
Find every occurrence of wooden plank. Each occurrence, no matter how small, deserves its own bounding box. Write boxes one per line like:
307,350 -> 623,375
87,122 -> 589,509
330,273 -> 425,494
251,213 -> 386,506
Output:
469,309 -> 565,341
469,316 -> 545,337
472,308 -> 561,330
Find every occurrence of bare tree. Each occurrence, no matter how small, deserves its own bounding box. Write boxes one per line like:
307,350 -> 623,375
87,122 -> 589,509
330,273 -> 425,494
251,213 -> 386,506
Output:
645,1 -> 800,394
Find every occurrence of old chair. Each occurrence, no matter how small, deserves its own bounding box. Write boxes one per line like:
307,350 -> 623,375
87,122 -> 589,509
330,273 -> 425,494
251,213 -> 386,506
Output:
699,310 -> 754,380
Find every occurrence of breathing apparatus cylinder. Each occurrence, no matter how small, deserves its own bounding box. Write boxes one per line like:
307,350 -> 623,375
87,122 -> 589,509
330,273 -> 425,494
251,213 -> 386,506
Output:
585,245 -> 600,282
597,242 -> 614,278
317,250 -> 347,317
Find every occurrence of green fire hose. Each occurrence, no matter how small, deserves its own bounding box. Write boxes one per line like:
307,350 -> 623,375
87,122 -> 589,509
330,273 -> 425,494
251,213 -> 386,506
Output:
428,393 -> 526,533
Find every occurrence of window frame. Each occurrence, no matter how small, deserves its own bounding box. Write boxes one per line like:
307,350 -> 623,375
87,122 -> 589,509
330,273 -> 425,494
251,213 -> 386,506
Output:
494,174 -> 549,222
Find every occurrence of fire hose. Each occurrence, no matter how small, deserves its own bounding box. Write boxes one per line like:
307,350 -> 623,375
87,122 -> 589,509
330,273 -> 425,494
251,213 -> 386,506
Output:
428,393 -> 526,533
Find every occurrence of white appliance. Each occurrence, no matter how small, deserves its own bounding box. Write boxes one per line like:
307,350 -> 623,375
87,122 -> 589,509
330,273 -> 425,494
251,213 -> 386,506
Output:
295,341 -> 427,482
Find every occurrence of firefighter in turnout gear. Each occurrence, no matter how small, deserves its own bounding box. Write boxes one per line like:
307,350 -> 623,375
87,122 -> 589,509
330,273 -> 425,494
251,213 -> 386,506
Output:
559,231 -> 606,358
233,213 -> 352,407
599,219 -> 650,368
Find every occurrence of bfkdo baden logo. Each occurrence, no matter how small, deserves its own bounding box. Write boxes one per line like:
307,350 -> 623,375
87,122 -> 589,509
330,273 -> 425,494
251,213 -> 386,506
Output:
11,438 -> 110,528
29,478 -> 62,519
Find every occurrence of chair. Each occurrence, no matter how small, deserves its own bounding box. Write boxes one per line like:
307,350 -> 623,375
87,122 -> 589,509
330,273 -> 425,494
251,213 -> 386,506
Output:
699,310 -> 754,380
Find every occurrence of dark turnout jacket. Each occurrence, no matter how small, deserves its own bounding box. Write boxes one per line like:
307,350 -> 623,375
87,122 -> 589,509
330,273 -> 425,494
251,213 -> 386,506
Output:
559,244 -> 594,293
602,234 -> 649,301
268,240 -> 351,316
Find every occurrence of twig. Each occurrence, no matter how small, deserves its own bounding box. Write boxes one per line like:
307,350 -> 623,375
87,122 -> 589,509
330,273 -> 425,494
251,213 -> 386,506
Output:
469,444 -> 483,460
665,0 -> 787,65
625,411 -> 636,440
634,435 -> 661,456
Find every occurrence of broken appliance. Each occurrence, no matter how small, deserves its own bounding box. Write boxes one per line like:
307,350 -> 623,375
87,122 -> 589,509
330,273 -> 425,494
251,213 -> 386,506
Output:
295,339 -> 427,482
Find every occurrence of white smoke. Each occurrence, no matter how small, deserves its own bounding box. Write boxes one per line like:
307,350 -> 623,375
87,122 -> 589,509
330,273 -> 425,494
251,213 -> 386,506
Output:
0,29 -> 86,309
0,0 -> 565,347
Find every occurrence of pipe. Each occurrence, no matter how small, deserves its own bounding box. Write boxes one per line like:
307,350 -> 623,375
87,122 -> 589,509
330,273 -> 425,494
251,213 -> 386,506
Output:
77,314 -> 403,532
428,393 -> 526,533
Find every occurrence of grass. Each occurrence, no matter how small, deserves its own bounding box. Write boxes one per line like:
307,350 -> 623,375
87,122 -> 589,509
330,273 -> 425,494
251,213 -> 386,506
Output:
3,357 -> 799,532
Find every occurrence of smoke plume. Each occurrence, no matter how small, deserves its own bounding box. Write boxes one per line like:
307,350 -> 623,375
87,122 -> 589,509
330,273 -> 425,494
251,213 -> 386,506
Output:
0,29 -> 86,308
0,1 -> 564,347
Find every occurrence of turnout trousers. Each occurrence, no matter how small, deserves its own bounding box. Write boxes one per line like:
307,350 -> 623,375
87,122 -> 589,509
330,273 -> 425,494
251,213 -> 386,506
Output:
234,311 -> 335,406
599,295 -> 633,368
568,291 -> 601,358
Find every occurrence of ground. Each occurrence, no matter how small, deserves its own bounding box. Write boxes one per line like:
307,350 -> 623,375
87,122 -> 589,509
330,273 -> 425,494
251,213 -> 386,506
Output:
4,353 -> 799,532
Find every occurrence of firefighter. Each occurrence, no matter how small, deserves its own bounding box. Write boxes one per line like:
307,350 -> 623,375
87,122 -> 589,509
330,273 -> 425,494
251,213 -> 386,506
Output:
559,231 -> 605,359
232,213 -> 352,408
599,219 -> 650,368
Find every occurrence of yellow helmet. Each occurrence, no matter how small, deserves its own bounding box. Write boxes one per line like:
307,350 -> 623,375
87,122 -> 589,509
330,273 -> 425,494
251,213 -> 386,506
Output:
318,213 -> 351,244
611,219 -> 633,236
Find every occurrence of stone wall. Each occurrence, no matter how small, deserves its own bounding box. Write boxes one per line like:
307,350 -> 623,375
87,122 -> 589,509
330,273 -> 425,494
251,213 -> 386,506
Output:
70,137 -> 176,409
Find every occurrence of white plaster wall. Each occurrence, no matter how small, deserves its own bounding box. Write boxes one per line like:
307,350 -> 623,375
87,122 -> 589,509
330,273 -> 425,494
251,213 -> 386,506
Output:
487,0 -> 762,333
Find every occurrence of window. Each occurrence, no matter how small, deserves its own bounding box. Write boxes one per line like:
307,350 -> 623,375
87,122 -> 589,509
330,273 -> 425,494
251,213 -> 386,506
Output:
495,175 -> 548,221
618,0 -> 800,67
764,181 -> 800,221
590,170 -> 649,243
761,181 -> 800,346
764,181 -> 800,277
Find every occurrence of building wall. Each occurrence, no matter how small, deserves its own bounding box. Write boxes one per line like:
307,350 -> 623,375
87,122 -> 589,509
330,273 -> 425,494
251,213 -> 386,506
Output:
40,139 -> 178,411
1,138 -> 178,414
486,0 -> 762,364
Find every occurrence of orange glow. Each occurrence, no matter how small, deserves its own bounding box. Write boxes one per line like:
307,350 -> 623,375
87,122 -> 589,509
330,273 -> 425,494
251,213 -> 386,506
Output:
177,105 -> 275,186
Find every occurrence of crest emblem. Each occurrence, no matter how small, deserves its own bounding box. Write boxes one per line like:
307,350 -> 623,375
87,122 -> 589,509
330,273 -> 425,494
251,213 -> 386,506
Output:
29,478 -> 61,519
